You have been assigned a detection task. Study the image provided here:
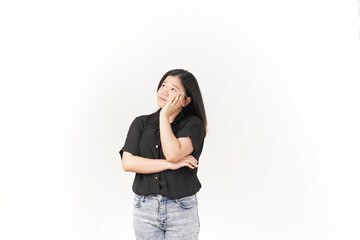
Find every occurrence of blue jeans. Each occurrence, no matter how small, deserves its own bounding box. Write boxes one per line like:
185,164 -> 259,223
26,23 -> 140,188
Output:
133,193 -> 200,240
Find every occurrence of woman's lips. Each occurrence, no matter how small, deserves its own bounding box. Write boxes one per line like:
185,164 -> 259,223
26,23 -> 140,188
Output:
159,97 -> 167,101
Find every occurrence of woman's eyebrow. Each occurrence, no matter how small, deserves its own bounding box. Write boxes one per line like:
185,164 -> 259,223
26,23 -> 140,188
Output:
163,81 -> 180,90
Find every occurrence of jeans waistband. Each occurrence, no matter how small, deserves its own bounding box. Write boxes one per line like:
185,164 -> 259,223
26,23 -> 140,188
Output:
135,193 -> 196,203
138,194 -> 177,202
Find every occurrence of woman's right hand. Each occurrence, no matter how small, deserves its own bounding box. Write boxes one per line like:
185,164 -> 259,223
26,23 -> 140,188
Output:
169,155 -> 198,170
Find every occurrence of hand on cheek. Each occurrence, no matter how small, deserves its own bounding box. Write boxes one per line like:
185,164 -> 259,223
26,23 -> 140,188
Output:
161,93 -> 185,117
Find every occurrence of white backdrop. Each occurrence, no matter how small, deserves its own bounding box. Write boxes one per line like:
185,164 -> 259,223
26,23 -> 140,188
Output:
1,0 -> 359,239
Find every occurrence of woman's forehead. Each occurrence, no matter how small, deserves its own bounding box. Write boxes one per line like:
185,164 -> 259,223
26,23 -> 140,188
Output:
163,75 -> 184,90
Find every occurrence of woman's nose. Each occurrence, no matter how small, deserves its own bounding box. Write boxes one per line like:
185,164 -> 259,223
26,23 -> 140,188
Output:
161,89 -> 169,96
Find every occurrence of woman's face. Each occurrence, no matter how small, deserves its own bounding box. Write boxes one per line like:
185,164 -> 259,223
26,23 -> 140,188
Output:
157,75 -> 190,109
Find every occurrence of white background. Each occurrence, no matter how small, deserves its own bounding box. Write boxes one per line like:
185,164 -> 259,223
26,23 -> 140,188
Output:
1,0 -> 359,239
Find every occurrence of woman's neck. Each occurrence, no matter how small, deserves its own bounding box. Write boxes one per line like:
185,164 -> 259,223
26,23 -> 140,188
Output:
169,108 -> 182,123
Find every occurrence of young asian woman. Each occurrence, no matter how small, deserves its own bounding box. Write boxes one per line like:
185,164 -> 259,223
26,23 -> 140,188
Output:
119,69 -> 207,240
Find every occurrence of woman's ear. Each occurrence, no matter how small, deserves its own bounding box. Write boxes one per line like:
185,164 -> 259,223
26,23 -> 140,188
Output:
184,96 -> 192,107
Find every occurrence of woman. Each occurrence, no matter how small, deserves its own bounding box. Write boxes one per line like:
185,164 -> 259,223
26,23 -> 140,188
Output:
119,69 -> 207,240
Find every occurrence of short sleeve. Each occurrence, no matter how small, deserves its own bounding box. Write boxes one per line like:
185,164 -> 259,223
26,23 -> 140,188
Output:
119,117 -> 143,160
176,116 -> 205,159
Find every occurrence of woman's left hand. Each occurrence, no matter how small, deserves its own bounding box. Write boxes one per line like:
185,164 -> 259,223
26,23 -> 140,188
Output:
160,92 -> 185,118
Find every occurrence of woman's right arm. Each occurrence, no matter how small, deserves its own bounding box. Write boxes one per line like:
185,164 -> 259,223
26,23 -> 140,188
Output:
122,151 -> 198,174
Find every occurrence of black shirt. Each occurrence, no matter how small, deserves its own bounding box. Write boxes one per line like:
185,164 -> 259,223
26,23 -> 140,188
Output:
119,108 -> 205,199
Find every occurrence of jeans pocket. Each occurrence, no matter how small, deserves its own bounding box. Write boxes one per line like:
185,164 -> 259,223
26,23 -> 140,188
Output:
134,194 -> 141,208
178,195 -> 197,209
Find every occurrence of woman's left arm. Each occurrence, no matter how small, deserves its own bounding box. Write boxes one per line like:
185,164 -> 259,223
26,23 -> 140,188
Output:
159,114 -> 194,163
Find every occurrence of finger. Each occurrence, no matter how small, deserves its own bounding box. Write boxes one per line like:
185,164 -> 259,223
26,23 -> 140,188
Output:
187,163 -> 195,169
187,159 -> 198,168
173,95 -> 179,106
174,93 -> 182,103
175,93 -> 184,106
172,98 -> 181,108
179,92 -> 185,102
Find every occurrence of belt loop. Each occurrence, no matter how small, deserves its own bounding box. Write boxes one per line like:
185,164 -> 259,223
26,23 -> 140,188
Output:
141,195 -> 146,202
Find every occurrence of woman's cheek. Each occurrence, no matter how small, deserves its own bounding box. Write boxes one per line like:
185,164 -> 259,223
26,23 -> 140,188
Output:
169,93 -> 177,100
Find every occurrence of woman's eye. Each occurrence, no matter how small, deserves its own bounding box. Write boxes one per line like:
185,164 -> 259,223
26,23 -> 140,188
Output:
171,88 -> 176,92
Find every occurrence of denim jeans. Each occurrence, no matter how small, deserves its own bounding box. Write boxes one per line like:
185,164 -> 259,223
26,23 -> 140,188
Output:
133,193 -> 200,240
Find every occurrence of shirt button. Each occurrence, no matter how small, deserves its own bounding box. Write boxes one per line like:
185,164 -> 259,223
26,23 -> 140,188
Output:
155,176 -> 158,180
155,145 -> 159,148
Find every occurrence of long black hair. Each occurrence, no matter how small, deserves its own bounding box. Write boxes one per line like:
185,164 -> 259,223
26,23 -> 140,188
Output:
149,69 -> 207,137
